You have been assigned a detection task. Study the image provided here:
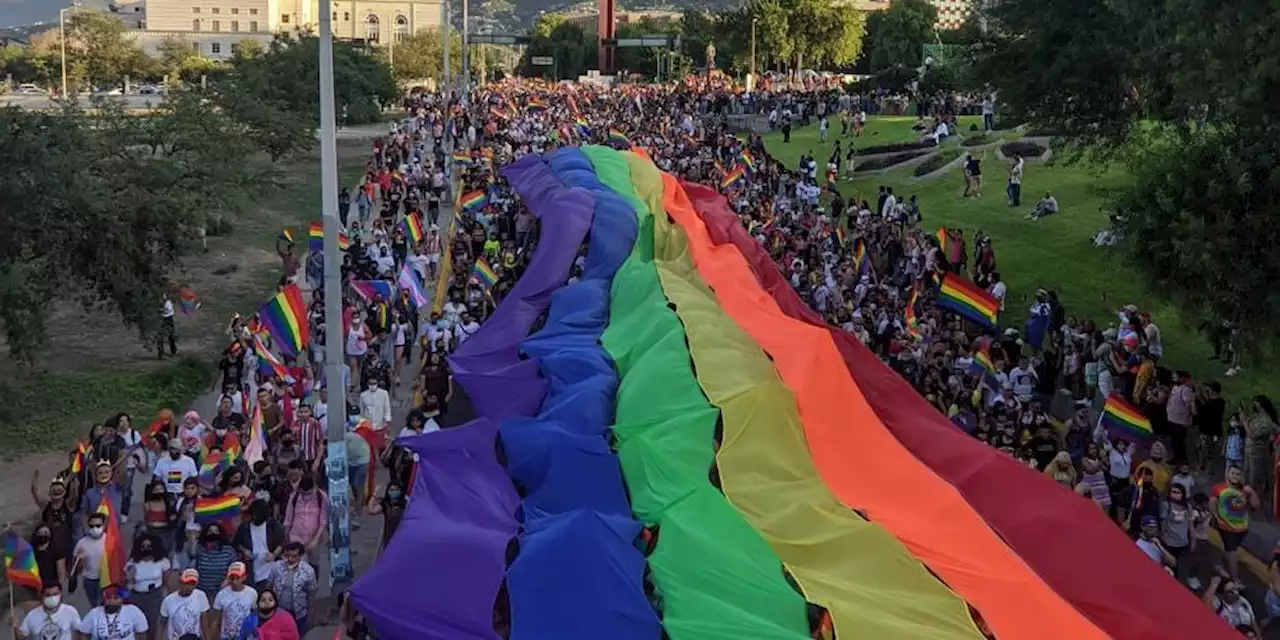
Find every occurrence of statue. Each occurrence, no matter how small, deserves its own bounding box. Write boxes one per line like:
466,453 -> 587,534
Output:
706,41 -> 717,71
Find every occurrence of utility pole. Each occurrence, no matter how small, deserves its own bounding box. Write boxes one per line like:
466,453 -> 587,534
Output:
461,0 -> 469,92
750,18 -> 758,80
442,0 -> 453,162
318,0 -> 352,589
59,5 -> 74,98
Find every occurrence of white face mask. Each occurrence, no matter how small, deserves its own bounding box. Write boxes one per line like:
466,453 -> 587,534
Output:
88,526 -> 104,538
43,595 -> 61,609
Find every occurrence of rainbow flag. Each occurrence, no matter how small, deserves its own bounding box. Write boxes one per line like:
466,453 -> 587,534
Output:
854,240 -> 873,278
834,227 -> 846,248
243,404 -> 267,465
452,151 -> 473,165
904,287 -> 922,341
351,280 -> 395,303
471,258 -> 498,289
720,166 -> 746,190
257,283 -> 309,357
198,450 -> 227,488
575,118 -> 591,136
177,287 -> 200,315
399,264 -> 429,308
608,128 -> 630,147
936,274 -> 1000,331
461,190 -> 487,211
968,336 -> 1000,389
194,495 -> 241,524
526,98 -> 547,112
95,494 -> 126,587
739,149 -> 756,172
1099,393 -> 1153,443
253,335 -> 295,383
308,221 -> 351,252
70,440 -> 90,474
278,228 -> 295,245
2,531 -> 41,589
490,107 -> 510,121
403,213 -> 425,244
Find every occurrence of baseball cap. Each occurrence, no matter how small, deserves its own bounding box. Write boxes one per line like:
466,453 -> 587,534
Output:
180,569 -> 199,584
227,562 -> 247,578
1140,515 -> 1158,527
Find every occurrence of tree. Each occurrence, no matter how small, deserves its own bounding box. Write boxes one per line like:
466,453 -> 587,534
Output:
972,0 -> 1280,349
64,11 -> 154,89
224,33 -> 396,125
383,31 -> 462,84
524,14 -> 594,79
155,36 -> 221,82
0,95 -> 272,361
727,0 -> 866,74
865,0 -> 937,72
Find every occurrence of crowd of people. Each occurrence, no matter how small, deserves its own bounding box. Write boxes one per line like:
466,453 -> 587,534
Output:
7,76 -> 1277,638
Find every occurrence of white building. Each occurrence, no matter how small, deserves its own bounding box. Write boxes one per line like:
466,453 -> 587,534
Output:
931,0 -> 973,29
128,0 -> 442,60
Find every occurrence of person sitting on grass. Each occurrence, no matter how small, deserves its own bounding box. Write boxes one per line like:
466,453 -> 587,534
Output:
1027,192 -> 1060,220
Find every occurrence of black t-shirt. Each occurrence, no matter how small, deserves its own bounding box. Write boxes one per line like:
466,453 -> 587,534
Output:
1198,397 -> 1226,437
966,158 -> 982,177
34,543 -> 65,587
1025,436 -> 1060,470
211,412 -> 246,434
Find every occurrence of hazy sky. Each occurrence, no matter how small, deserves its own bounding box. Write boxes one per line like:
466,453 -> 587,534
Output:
0,0 -> 68,29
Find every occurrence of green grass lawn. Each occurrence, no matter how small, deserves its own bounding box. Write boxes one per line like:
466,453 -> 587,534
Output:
780,115 -> 983,156
765,118 -> 1276,409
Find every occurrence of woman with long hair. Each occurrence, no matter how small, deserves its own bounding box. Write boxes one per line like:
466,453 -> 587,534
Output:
237,588 -> 301,640
125,531 -> 171,638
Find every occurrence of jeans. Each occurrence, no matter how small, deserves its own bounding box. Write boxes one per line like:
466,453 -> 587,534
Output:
120,468 -> 135,517
1007,182 -> 1021,206
349,464 -> 369,498
83,577 -> 102,607
984,113 -> 994,130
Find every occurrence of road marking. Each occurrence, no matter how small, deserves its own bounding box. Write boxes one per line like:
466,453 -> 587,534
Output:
1205,529 -> 1271,582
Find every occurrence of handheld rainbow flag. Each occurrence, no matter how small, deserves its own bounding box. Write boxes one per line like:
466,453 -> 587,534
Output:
936,274 -> 1000,331
253,335 -> 295,383
194,495 -> 241,524
402,213 -> 425,244
608,128 -> 631,147
70,440 -> 90,474
308,222 -> 351,252
526,98 -> 547,112
2,531 -> 41,589
904,287 -> 922,341
471,258 -> 498,289
198,450 -> 227,488
177,287 -> 200,315
739,149 -> 756,172
720,166 -> 746,190
278,228 -> 295,245
937,227 -> 962,264
95,495 -> 126,587
1099,393 -> 1153,443
257,283 -> 309,357
461,190 -> 487,211
968,336 -> 1000,389
854,240 -> 874,278
574,118 -> 591,136
244,404 -> 267,465
398,264 -> 429,308
451,151 -> 473,165
834,227 -> 846,248
351,280 -> 395,303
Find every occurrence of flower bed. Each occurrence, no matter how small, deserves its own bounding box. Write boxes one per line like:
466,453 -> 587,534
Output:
1000,140 -> 1049,158
859,139 -> 937,156
913,149 -> 962,176
853,149 -> 933,172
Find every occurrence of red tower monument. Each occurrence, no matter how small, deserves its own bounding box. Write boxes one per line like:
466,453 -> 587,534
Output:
597,0 -> 616,73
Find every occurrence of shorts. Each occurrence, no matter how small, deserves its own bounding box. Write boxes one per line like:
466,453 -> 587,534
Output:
1219,527 -> 1247,552
348,464 -> 369,493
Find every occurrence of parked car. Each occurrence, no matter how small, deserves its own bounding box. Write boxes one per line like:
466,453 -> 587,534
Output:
137,84 -> 165,95
15,84 -> 44,95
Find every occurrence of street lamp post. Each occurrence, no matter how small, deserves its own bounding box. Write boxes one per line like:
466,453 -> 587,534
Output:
461,0 -> 469,92
59,5 -> 74,98
750,17 -> 758,80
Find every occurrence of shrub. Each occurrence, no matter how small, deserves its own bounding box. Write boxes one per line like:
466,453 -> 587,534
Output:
913,149 -> 962,176
1001,141 -> 1049,158
854,149 -> 933,172
961,134 -> 991,147
859,139 -> 937,156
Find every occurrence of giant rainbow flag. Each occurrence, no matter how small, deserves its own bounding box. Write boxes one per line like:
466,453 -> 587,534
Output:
349,146 -> 1231,640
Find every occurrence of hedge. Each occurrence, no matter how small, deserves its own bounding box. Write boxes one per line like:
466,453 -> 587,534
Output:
1000,141 -> 1049,158
859,139 -> 937,156
913,150 -> 962,176
961,134 -> 991,147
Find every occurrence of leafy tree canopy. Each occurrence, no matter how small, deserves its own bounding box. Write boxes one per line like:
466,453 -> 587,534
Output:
382,31 -> 463,85
0,93 -> 273,362
524,15 -> 594,80
865,0 -> 937,72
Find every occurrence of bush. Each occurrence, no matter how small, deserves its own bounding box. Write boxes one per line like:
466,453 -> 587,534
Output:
854,149 -> 933,172
859,139 -> 937,156
1001,141 -> 1049,157
913,149 -> 963,176
961,134 -> 991,147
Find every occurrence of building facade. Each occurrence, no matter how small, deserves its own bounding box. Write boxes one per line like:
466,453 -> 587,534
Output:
930,0 -> 973,29
132,0 -> 441,60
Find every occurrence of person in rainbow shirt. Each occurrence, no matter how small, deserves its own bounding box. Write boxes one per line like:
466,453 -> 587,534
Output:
1209,464 -> 1260,581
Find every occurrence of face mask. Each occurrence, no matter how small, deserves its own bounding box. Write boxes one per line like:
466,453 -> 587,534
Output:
259,605 -> 276,616
169,451 -> 181,460
103,604 -> 122,614
43,595 -> 61,609
33,534 -> 51,545
140,545 -> 152,555
215,429 -> 227,437
387,490 -> 402,500
88,526 -> 104,538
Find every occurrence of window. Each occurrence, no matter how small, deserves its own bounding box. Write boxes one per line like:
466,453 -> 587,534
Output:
249,20 -> 258,31
281,13 -> 290,23
230,7 -> 238,14
192,18 -> 201,29
364,14 -> 380,42
211,42 -> 222,54
249,8 -> 257,14
332,11 -> 337,21
343,12 -> 350,21
211,7 -> 219,13
394,15 -> 409,43
231,20 -> 239,31
192,6 -> 200,13
211,19 -> 220,31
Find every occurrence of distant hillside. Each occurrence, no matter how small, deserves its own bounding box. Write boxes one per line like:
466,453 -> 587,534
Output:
0,0 -> 58,30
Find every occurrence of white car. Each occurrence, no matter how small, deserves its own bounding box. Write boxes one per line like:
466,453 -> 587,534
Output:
137,84 -> 165,96
15,84 -> 44,95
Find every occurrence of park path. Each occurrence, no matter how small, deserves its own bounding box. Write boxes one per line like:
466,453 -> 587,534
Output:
0,122 -> 457,638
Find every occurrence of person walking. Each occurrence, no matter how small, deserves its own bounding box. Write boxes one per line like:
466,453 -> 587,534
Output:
159,295 -> 178,359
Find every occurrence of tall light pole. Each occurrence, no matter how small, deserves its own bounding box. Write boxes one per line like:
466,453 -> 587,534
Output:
442,0 -> 453,160
461,0 -> 469,92
318,0 -> 352,589
750,17 -> 758,80
59,4 -> 76,98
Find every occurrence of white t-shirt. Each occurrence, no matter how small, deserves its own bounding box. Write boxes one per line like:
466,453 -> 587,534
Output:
74,536 -> 107,576
160,590 -> 211,640
153,455 -> 198,494
126,558 -> 171,592
78,605 -> 149,640
214,586 -> 258,639
1135,537 -> 1163,563
249,523 -> 272,579
20,604 -> 81,640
